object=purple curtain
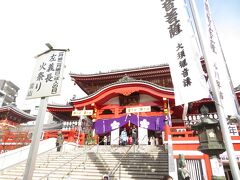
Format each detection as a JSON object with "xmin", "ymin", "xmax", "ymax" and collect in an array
[{"xmin": 93, "ymin": 114, "xmax": 165, "ymax": 135}]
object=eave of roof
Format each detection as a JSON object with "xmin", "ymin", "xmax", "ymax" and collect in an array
[
  {"xmin": 69, "ymin": 64, "xmax": 169, "ymax": 78},
  {"xmin": 70, "ymin": 78, "xmax": 174, "ymax": 104},
  {"xmin": 0, "ymin": 105, "xmax": 36, "ymax": 121}
]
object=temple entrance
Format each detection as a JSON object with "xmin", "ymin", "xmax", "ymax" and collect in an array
[
  {"xmin": 148, "ymin": 129, "xmax": 163, "ymax": 146},
  {"xmin": 119, "ymin": 123, "xmax": 138, "ymax": 145},
  {"xmin": 98, "ymin": 133, "xmax": 111, "ymax": 145},
  {"xmin": 94, "ymin": 114, "xmax": 165, "ymax": 145}
]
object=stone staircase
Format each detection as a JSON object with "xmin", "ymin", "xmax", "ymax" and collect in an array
[{"xmin": 0, "ymin": 145, "xmax": 168, "ymax": 180}]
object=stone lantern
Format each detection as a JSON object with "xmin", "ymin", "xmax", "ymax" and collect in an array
[{"xmin": 192, "ymin": 105, "xmax": 226, "ymax": 180}]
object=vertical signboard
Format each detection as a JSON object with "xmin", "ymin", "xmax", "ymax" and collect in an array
[
  {"xmin": 160, "ymin": 0, "xmax": 209, "ymax": 105},
  {"xmin": 203, "ymin": 0, "xmax": 238, "ymax": 117},
  {"xmin": 26, "ymin": 50, "xmax": 66, "ymax": 99},
  {"xmin": 23, "ymin": 47, "xmax": 68, "ymax": 180}
]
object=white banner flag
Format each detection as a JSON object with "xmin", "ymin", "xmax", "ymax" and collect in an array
[
  {"xmin": 26, "ymin": 50, "xmax": 66, "ymax": 99},
  {"xmin": 160, "ymin": 0, "xmax": 209, "ymax": 105},
  {"xmin": 203, "ymin": 0, "xmax": 238, "ymax": 117}
]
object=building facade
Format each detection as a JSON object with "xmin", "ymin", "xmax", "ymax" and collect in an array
[
  {"xmin": 47, "ymin": 63, "xmax": 240, "ymax": 179},
  {"xmin": 0, "ymin": 80, "xmax": 19, "ymax": 107}
]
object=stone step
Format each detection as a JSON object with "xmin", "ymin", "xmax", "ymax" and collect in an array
[
  {"xmin": 7, "ymin": 163, "xmax": 168, "ymax": 173},
  {"xmin": 38, "ymin": 152, "xmax": 167, "ymax": 157},
  {"xmin": 17, "ymin": 159, "xmax": 167, "ymax": 168},
  {"xmin": 14, "ymin": 162, "xmax": 167, "ymax": 172},
  {"xmin": 0, "ymin": 174, "xmax": 166, "ymax": 180},
  {"xmin": 0, "ymin": 146, "xmax": 168, "ymax": 180},
  {"xmin": 1, "ymin": 168, "xmax": 167, "ymax": 178},
  {"xmin": 33, "ymin": 158, "xmax": 168, "ymax": 166}
]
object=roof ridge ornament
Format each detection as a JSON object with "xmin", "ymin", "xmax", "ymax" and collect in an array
[
  {"xmin": 200, "ymin": 105, "xmax": 209, "ymax": 116},
  {"xmin": 117, "ymin": 75, "xmax": 136, "ymax": 83}
]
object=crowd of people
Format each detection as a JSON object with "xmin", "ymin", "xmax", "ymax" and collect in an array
[
  {"xmin": 120, "ymin": 126, "xmax": 138, "ymax": 145},
  {"xmin": 95, "ymin": 125, "xmax": 163, "ymax": 146}
]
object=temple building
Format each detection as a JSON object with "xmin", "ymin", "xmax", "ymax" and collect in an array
[
  {"xmin": 47, "ymin": 63, "xmax": 240, "ymax": 144},
  {"xmin": 48, "ymin": 64, "xmax": 176, "ymax": 144},
  {"xmin": 46, "ymin": 63, "xmax": 240, "ymax": 179},
  {"xmin": 0, "ymin": 105, "xmax": 35, "ymax": 153}
]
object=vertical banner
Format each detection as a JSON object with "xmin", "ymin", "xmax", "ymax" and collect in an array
[
  {"xmin": 160, "ymin": 0, "xmax": 209, "ymax": 106},
  {"xmin": 26, "ymin": 50, "xmax": 66, "ymax": 99},
  {"xmin": 203, "ymin": 0, "xmax": 238, "ymax": 117}
]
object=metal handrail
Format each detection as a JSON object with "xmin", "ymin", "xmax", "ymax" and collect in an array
[
  {"xmin": 108, "ymin": 144, "xmax": 134, "ymax": 178},
  {"xmin": 39, "ymin": 137, "xmax": 108, "ymax": 179},
  {"xmin": 96, "ymin": 136, "xmax": 112, "ymax": 154},
  {"xmin": 38, "ymin": 142, "xmax": 76, "ymax": 167},
  {"xmin": 107, "ymin": 134, "xmax": 153, "ymax": 179}
]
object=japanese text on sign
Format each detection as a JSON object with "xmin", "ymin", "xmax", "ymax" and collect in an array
[
  {"xmin": 228, "ymin": 125, "xmax": 239, "ymax": 136},
  {"xmin": 26, "ymin": 51, "xmax": 66, "ymax": 99},
  {"xmin": 161, "ymin": 0, "xmax": 191, "ymax": 88},
  {"xmin": 161, "ymin": 0, "xmax": 182, "ymax": 38},
  {"xmin": 204, "ymin": 0, "xmax": 224, "ymax": 100},
  {"xmin": 72, "ymin": 110, "xmax": 93, "ymax": 116},
  {"xmin": 126, "ymin": 106, "xmax": 151, "ymax": 114}
]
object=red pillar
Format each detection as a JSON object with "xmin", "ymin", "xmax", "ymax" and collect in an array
[
  {"xmin": 79, "ymin": 133, "xmax": 85, "ymax": 145},
  {"xmin": 164, "ymin": 124, "xmax": 170, "ymax": 141},
  {"xmin": 68, "ymin": 130, "xmax": 75, "ymax": 142}
]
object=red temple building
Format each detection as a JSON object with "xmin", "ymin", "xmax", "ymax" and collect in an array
[
  {"xmin": 0, "ymin": 105, "xmax": 35, "ymax": 153},
  {"xmin": 46, "ymin": 63, "xmax": 240, "ymax": 179}
]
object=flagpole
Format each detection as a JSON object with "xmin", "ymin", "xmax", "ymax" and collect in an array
[
  {"xmin": 188, "ymin": 0, "xmax": 240, "ymax": 179},
  {"xmin": 76, "ymin": 115, "xmax": 82, "ymax": 144}
]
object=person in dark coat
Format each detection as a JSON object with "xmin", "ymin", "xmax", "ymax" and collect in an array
[
  {"xmin": 56, "ymin": 131, "xmax": 64, "ymax": 152},
  {"xmin": 132, "ymin": 125, "xmax": 137, "ymax": 145}
]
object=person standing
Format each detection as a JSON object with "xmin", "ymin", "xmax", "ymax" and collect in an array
[
  {"xmin": 107, "ymin": 135, "xmax": 111, "ymax": 145},
  {"xmin": 178, "ymin": 154, "xmax": 191, "ymax": 180},
  {"xmin": 128, "ymin": 135, "xmax": 132, "ymax": 145},
  {"xmin": 104, "ymin": 135, "xmax": 107, "ymax": 145},
  {"xmin": 120, "ymin": 128, "xmax": 127, "ymax": 146},
  {"xmin": 132, "ymin": 125, "xmax": 137, "ymax": 145},
  {"xmin": 56, "ymin": 131, "xmax": 64, "ymax": 152}
]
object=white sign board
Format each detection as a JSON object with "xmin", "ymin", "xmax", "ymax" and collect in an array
[
  {"xmin": 138, "ymin": 127, "xmax": 148, "ymax": 145},
  {"xmin": 72, "ymin": 110, "xmax": 93, "ymax": 116},
  {"xmin": 159, "ymin": 0, "xmax": 209, "ymax": 106},
  {"xmin": 126, "ymin": 106, "xmax": 151, "ymax": 114},
  {"xmin": 111, "ymin": 128, "xmax": 119, "ymax": 145},
  {"xmin": 210, "ymin": 158, "xmax": 225, "ymax": 177},
  {"xmin": 26, "ymin": 50, "xmax": 66, "ymax": 99},
  {"xmin": 220, "ymin": 151, "xmax": 240, "ymax": 162}
]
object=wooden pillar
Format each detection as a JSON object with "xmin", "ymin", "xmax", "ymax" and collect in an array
[
  {"xmin": 68, "ymin": 130, "xmax": 75, "ymax": 142},
  {"xmin": 165, "ymin": 125, "xmax": 171, "ymax": 141},
  {"xmin": 203, "ymin": 154, "xmax": 212, "ymax": 180}
]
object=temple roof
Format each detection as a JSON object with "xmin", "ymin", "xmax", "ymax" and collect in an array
[
  {"xmin": 48, "ymin": 76, "xmax": 174, "ymax": 113},
  {"xmin": 71, "ymin": 76, "xmax": 173, "ymax": 104},
  {"xmin": 0, "ymin": 105, "xmax": 36, "ymax": 123},
  {"xmin": 70, "ymin": 64, "xmax": 172, "ymax": 95}
]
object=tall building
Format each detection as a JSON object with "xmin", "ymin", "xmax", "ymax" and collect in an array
[{"xmin": 0, "ymin": 80, "xmax": 19, "ymax": 107}]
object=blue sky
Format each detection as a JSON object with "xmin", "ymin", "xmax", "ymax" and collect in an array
[
  {"xmin": 0, "ymin": 0, "xmax": 239, "ymax": 108},
  {"xmin": 197, "ymin": 0, "xmax": 240, "ymax": 32}
]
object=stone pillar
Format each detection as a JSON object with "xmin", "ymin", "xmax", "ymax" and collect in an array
[{"xmin": 210, "ymin": 156, "xmax": 226, "ymax": 180}]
